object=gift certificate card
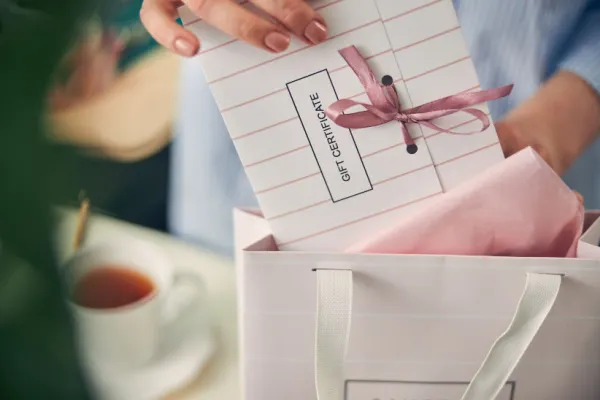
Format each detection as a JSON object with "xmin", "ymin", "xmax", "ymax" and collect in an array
[{"xmin": 179, "ymin": 0, "xmax": 505, "ymax": 251}]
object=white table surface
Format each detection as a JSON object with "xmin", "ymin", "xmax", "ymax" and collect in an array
[{"xmin": 56, "ymin": 209, "xmax": 239, "ymax": 400}]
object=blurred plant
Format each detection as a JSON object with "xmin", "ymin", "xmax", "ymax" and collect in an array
[{"xmin": 0, "ymin": 0, "xmax": 101, "ymax": 398}]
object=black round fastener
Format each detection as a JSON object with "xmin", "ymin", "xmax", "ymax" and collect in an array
[
  {"xmin": 407, "ymin": 144, "xmax": 418, "ymax": 154},
  {"xmin": 381, "ymin": 75, "xmax": 394, "ymax": 86}
]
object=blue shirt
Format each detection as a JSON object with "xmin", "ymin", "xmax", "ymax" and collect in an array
[{"xmin": 169, "ymin": 0, "xmax": 600, "ymax": 256}]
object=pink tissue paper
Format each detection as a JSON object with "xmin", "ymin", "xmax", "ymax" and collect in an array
[{"xmin": 350, "ymin": 147, "xmax": 584, "ymax": 258}]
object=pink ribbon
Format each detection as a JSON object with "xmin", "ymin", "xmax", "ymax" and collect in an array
[{"xmin": 325, "ymin": 46, "xmax": 513, "ymax": 153}]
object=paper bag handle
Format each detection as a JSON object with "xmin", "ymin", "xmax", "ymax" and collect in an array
[
  {"xmin": 460, "ymin": 272, "xmax": 561, "ymax": 399},
  {"xmin": 314, "ymin": 270, "xmax": 562, "ymax": 400},
  {"xmin": 315, "ymin": 270, "xmax": 353, "ymax": 400}
]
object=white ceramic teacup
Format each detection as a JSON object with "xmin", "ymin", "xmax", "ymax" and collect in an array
[{"xmin": 64, "ymin": 237, "xmax": 205, "ymax": 368}]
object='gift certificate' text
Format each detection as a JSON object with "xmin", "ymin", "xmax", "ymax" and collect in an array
[{"xmin": 287, "ymin": 70, "xmax": 373, "ymax": 202}]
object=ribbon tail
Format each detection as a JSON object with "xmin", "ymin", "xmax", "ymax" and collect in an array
[
  {"xmin": 339, "ymin": 47, "xmax": 378, "ymax": 95},
  {"xmin": 408, "ymin": 85, "xmax": 513, "ymax": 114},
  {"xmin": 339, "ymin": 46, "xmax": 393, "ymax": 109},
  {"xmin": 417, "ymin": 108, "xmax": 492, "ymax": 136},
  {"xmin": 400, "ymin": 123, "xmax": 415, "ymax": 148}
]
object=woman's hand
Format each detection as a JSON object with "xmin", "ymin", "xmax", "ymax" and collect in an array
[
  {"xmin": 139, "ymin": 0, "xmax": 327, "ymax": 57},
  {"xmin": 49, "ymin": 32, "xmax": 124, "ymax": 112},
  {"xmin": 497, "ymin": 70, "xmax": 600, "ymax": 176}
]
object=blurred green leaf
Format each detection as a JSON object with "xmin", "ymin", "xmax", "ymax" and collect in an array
[{"xmin": 0, "ymin": 0, "xmax": 100, "ymax": 398}]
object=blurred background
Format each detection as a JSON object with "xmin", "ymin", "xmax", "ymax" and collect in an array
[
  {"xmin": 0, "ymin": 0, "xmax": 181, "ymax": 397},
  {"xmin": 47, "ymin": 0, "xmax": 176, "ymax": 231}
]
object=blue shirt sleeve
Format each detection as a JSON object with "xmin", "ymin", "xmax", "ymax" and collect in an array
[{"xmin": 558, "ymin": 1, "xmax": 600, "ymax": 95}]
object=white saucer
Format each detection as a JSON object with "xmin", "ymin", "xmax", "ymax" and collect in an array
[{"xmin": 81, "ymin": 291, "xmax": 216, "ymax": 400}]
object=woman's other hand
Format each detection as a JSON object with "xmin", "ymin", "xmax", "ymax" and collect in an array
[{"xmin": 497, "ymin": 70, "xmax": 600, "ymax": 176}]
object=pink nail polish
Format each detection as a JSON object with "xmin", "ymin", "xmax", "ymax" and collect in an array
[
  {"xmin": 264, "ymin": 32, "xmax": 291, "ymax": 53},
  {"xmin": 304, "ymin": 20, "xmax": 327, "ymax": 45},
  {"xmin": 174, "ymin": 38, "xmax": 197, "ymax": 57}
]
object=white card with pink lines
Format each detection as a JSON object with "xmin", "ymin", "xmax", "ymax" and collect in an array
[{"xmin": 178, "ymin": 0, "xmax": 505, "ymax": 251}]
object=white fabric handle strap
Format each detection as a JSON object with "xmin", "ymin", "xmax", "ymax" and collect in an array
[
  {"xmin": 459, "ymin": 272, "xmax": 562, "ymax": 399},
  {"xmin": 315, "ymin": 269, "xmax": 353, "ymax": 400},
  {"xmin": 314, "ymin": 270, "xmax": 562, "ymax": 400}
]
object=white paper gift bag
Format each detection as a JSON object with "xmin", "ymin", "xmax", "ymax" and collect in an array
[
  {"xmin": 579, "ymin": 212, "xmax": 600, "ymax": 259},
  {"xmin": 235, "ymin": 208, "xmax": 600, "ymax": 400}
]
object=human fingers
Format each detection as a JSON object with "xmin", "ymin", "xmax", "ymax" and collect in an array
[
  {"xmin": 250, "ymin": 0, "xmax": 328, "ymax": 44},
  {"xmin": 184, "ymin": 0, "xmax": 291, "ymax": 52},
  {"xmin": 140, "ymin": 0, "xmax": 201, "ymax": 56},
  {"xmin": 48, "ymin": 88, "xmax": 72, "ymax": 111},
  {"xmin": 66, "ymin": 34, "xmax": 122, "ymax": 100}
]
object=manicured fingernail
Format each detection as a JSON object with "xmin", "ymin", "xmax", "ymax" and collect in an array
[
  {"xmin": 264, "ymin": 31, "xmax": 291, "ymax": 53},
  {"xmin": 304, "ymin": 20, "xmax": 327, "ymax": 44},
  {"xmin": 174, "ymin": 38, "xmax": 197, "ymax": 57}
]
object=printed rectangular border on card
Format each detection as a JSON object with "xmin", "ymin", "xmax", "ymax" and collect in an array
[{"xmin": 287, "ymin": 69, "xmax": 373, "ymax": 203}]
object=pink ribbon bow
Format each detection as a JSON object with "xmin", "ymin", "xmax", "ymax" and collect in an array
[{"xmin": 325, "ymin": 46, "xmax": 513, "ymax": 153}]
